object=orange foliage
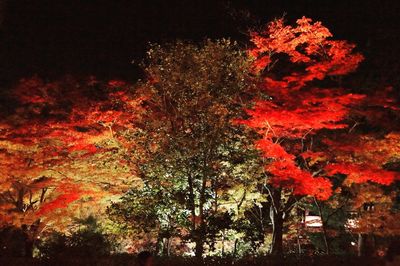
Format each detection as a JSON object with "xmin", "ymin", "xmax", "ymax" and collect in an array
[
  {"xmin": 348, "ymin": 185, "xmax": 400, "ymax": 236},
  {"xmin": 0, "ymin": 76, "xmax": 146, "ymax": 230}
]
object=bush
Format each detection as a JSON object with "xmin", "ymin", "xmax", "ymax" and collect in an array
[
  {"xmin": 0, "ymin": 226, "xmax": 29, "ymax": 257},
  {"xmin": 36, "ymin": 216, "xmax": 112, "ymax": 259}
]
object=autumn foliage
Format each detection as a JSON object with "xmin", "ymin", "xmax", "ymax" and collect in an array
[
  {"xmin": 0, "ymin": 16, "xmax": 399, "ymax": 258},
  {"xmin": 240, "ymin": 17, "xmax": 399, "ymax": 200},
  {"xmin": 0, "ymin": 76, "xmax": 146, "ymax": 232}
]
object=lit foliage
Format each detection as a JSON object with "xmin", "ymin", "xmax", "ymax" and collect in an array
[
  {"xmin": 239, "ymin": 18, "xmax": 400, "ymax": 256},
  {"xmin": 325, "ymin": 163, "xmax": 396, "ymax": 186},
  {"xmin": 348, "ymin": 184, "xmax": 400, "ymax": 236},
  {"xmin": 0, "ymin": 15, "xmax": 399, "ymax": 257},
  {"xmin": 255, "ymin": 139, "xmax": 332, "ymax": 200},
  {"xmin": 249, "ymin": 17, "xmax": 364, "ymax": 89},
  {"xmin": 109, "ymin": 40, "xmax": 262, "ymax": 256},
  {"xmin": 0, "ymin": 76, "xmax": 146, "ymax": 231},
  {"xmin": 322, "ymin": 132, "xmax": 400, "ymax": 186},
  {"xmin": 240, "ymin": 17, "xmax": 398, "ymax": 200}
]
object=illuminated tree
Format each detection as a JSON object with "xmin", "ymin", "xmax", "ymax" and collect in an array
[
  {"xmin": 0, "ymin": 77, "xmax": 145, "ymax": 256},
  {"xmin": 109, "ymin": 40, "xmax": 263, "ymax": 257},
  {"xmin": 319, "ymin": 131, "xmax": 400, "ymax": 255},
  {"xmin": 239, "ymin": 17, "xmax": 399, "ymax": 255}
]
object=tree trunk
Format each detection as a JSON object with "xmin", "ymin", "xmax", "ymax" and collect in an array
[
  {"xmin": 221, "ymin": 229, "xmax": 225, "ymax": 256},
  {"xmin": 187, "ymin": 172, "xmax": 205, "ymax": 258},
  {"xmin": 296, "ymin": 227, "xmax": 302, "ymax": 254},
  {"xmin": 194, "ymin": 236, "xmax": 204, "ymax": 258},
  {"xmin": 194, "ymin": 162, "xmax": 208, "ymax": 258},
  {"xmin": 321, "ymin": 223, "xmax": 330, "ymax": 255},
  {"xmin": 357, "ymin": 233, "xmax": 364, "ymax": 257},
  {"xmin": 165, "ymin": 237, "xmax": 171, "ymax": 256},
  {"xmin": 155, "ymin": 235, "xmax": 161, "ymax": 255},
  {"xmin": 358, "ymin": 234, "xmax": 375, "ymax": 257},
  {"xmin": 233, "ymin": 239, "xmax": 238, "ymax": 257},
  {"xmin": 270, "ymin": 206, "xmax": 284, "ymax": 255},
  {"xmin": 22, "ymin": 221, "xmax": 40, "ymax": 258},
  {"xmin": 24, "ymin": 239, "xmax": 34, "ymax": 258},
  {"xmin": 187, "ymin": 174, "xmax": 200, "ymax": 257},
  {"xmin": 314, "ymin": 198, "xmax": 330, "ymax": 254}
]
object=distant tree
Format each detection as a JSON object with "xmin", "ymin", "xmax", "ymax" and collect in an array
[{"xmin": 309, "ymin": 131, "xmax": 400, "ymax": 254}]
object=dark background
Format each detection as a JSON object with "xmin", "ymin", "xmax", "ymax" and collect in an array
[{"xmin": 0, "ymin": 0, "xmax": 399, "ymax": 87}]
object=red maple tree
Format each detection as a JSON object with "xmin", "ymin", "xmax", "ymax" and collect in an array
[
  {"xmin": 239, "ymin": 17, "xmax": 399, "ymax": 254},
  {"xmin": 0, "ymin": 76, "xmax": 146, "ymax": 256}
]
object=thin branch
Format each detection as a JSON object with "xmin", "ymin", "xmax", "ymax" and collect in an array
[
  {"xmin": 348, "ymin": 121, "xmax": 359, "ymax": 133},
  {"xmin": 301, "ymin": 128, "xmax": 313, "ymax": 152},
  {"xmin": 264, "ymin": 182, "xmax": 278, "ymax": 214},
  {"xmin": 265, "ymin": 121, "xmax": 277, "ymax": 137}
]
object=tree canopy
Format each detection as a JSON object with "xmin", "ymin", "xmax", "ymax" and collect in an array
[{"xmin": 0, "ymin": 16, "xmax": 399, "ymax": 259}]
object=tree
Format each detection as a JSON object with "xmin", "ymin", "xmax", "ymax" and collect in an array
[
  {"xmin": 0, "ymin": 76, "xmax": 145, "ymax": 256},
  {"xmin": 239, "ymin": 17, "xmax": 399, "ymax": 255},
  {"xmin": 109, "ymin": 40, "xmax": 263, "ymax": 257},
  {"xmin": 322, "ymin": 131, "xmax": 400, "ymax": 255}
]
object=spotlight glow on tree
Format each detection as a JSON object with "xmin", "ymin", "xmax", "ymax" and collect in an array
[{"xmin": 239, "ymin": 17, "xmax": 399, "ymax": 254}]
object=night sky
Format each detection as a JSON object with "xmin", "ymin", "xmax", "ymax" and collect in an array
[{"xmin": 1, "ymin": 0, "xmax": 399, "ymax": 86}]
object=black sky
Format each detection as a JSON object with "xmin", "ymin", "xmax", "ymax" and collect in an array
[{"xmin": 1, "ymin": 0, "xmax": 399, "ymax": 86}]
